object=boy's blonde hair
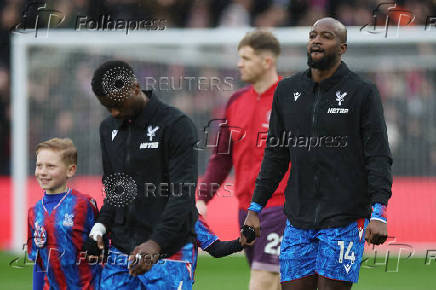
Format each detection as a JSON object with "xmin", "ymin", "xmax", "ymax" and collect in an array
[{"xmin": 36, "ymin": 138, "xmax": 77, "ymax": 166}]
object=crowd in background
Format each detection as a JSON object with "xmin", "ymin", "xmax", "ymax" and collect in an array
[{"xmin": 0, "ymin": 0, "xmax": 436, "ymax": 176}]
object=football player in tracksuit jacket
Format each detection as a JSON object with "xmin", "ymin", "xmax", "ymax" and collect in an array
[
  {"xmin": 244, "ymin": 18, "xmax": 393, "ymax": 290},
  {"xmin": 86, "ymin": 60, "xmax": 199, "ymax": 289}
]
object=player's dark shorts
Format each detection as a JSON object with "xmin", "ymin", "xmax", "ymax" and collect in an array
[
  {"xmin": 280, "ymin": 218, "xmax": 368, "ymax": 283},
  {"xmin": 239, "ymin": 206, "xmax": 287, "ymax": 272},
  {"xmin": 100, "ymin": 246, "xmax": 194, "ymax": 289}
]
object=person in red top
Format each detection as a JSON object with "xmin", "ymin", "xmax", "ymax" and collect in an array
[{"xmin": 196, "ymin": 31, "xmax": 289, "ymax": 290}]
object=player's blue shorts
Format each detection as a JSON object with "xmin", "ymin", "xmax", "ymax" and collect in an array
[
  {"xmin": 280, "ymin": 218, "xmax": 368, "ymax": 283},
  {"xmin": 100, "ymin": 246, "xmax": 194, "ymax": 290}
]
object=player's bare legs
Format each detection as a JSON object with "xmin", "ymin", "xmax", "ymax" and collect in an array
[
  {"xmin": 317, "ymin": 276, "xmax": 352, "ymax": 290},
  {"xmin": 281, "ymin": 274, "xmax": 317, "ymax": 290},
  {"xmin": 249, "ymin": 269, "xmax": 280, "ymax": 290}
]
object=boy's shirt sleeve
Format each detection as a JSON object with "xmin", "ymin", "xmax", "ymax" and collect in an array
[
  {"xmin": 27, "ymin": 207, "xmax": 38, "ymax": 261},
  {"xmin": 195, "ymin": 216, "xmax": 219, "ymax": 250},
  {"xmin": 86, "ymin": 197, "xmax": 99, "ymax": 232}
]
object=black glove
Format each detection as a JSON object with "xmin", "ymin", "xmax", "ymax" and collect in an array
[
  {"xmin": 82, "ymin": 236, "xmax": 102, "ymax": 256},
  {"xmin": 241, "ymin": 225, "xmax": 256, "ymax": 243}
]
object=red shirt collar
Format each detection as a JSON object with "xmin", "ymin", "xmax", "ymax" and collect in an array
[{"xmin": 249, "ymin": 76, "xmax": 283, "ymax": 98}]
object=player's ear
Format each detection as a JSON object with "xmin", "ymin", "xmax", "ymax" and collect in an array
[
  {"xmin": 339, "ymin": 42, "xmax": 347, "ymax": 55},
  {"xmin": 263, "ymin": 54, "xmax": 273, "ymax": 69},
  {"xmin": 133, "ymin": 82, "xmax": 141, "ymax": 96}
]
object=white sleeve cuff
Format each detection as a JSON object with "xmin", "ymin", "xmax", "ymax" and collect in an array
[
  {"xmin": 370, "ymin": 217, "xmax": 387, "ymax": 224},
  {"xmin": 89, "ymin": 223, "xmax": 106, "ymax": 241}
]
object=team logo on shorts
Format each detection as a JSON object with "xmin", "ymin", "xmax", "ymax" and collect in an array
[
  {"xmin": 357, "ymin": 218, "xmax": 365, "ymax": 242},
  {"xmin": 63, "ymin": 213, "xmax": 74, "ymax": 227},
  {"xmin": 34, "ymin": 222, "xmax": 47, "ymax": 248}
]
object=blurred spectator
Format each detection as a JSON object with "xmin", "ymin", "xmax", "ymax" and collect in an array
[
  {"xmin": 219, "ymin": 0, "xmax": 251, "ymax": 27},
  {"xmin": 1, "ymin": 0, "xmax": 436, "ymax": 178}
]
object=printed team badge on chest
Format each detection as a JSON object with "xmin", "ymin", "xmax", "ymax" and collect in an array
[
  {"xmin": 63, "ymin": 213, "xmax": 74, "ymax": 227},
  {"xmin": 335, "ymin": 90, "xmax": 347, "ymax": 106},
  {"xmin": 327, "ymin": 90, "xmax": 349, "ymax": 114},
  {"xmin": 140, "ymin": 125, "xmax": 160, "ymax": 149},
  {"xmin": 34, "ymin": 222, "xmax": 47, "ymax": 248}
]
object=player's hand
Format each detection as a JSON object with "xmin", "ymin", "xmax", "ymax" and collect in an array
[
  {"xmin": 239, "ymin": 233, "xmax": 255, "ymax": 247},
  {"xmin": 196, "ymin": 200, "xmax": 208, "ymax": 217},
  {"xmin": 365, "ymin": 220, "xmax": 388, "ymax": 245},
  {"xmin": 243, "ymin": 210, "xmax": 261, "ymax": 239},
  {"xmin": 129, "ymin": 240, "xmax": 161, "ymax": 276},
  {"xmin": 89, "ymin": 223, "xmax": 106, "ymax": 250},
  {"xmin": 85, "ymin": 235, "xmax": 105, "ymax": 262}
]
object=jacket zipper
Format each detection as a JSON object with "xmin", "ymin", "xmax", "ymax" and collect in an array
[
  {"xmin": 312, "ymin": 86, "xmax": 321, "ymax": 136},
  {"xmin": 312, "ymin": 86, "xmax": 321, "ymax": 225},
  {"xmin": 314, "ymin": 203, "xmax": 321, "ymax": 225},
  {"xmin": 125, "ymin": 120, "xmax": 132, "ymax": 171}
]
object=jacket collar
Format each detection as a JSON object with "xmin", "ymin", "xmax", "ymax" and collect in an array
[
  {"xmin": 249, "ymin": 76, "xmax": 283, "ymax": 98},
  {"xmin": 113, "ymin": 90, "xmax": 160, "ymax": 128},
  {"xmin": 133, "ymin": 90, "xmax": 160, "ymax": 126},
  {"xmin": 304, "ymin": 61, "xmax": 350, "ymax": 91}
]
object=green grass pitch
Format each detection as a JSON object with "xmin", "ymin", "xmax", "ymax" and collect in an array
[{"xmin": 1, "ymin": 252, "xmax": 434, "ymax": 289}]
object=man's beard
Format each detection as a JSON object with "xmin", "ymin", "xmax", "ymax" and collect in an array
[{"xmin": 307, "ymin": 51, "xmax": 338, "ymax": 70}]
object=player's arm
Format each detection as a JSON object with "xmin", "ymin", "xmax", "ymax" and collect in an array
[
  {"xmin": 28, "ymin": 207, "xmax": 45, "ymax": 290},
  {"xmin": 361, "ymin": 84, "xmax": 393, "ymax": 245},
  {"xmin": 204, "ymin": 239, "xmax": 244, "ymax": 258},
  {"xmin": 246, "ymin": 82, "xmax": 290, "ymax": 235},
  {"xmin": 149, "ymin": 116, "xmax": 198, "ymax": 248},
  {"xmin": 130, "ymin": 116, "xmax": 198, "ymax": 276},
  {"xmin": 27, "ymin": 207, "xmax": 37, "ymax": 261},
  {"xmin": 84, "ymin": 123, "xmax": 112, "ymax": 255},
  {"xmin": 95, "ymin": 122, "xmax": 115, "ymax": 229},
  {"xmin": 195, "ymin": 216, "xmax": 247, "ymax": 258},
  {"xmin": 196, "ymin": 117, "xmax": 234, "ymax": 214}
]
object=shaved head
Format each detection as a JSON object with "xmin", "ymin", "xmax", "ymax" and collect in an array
[{"xmin": 313, "ymin": 17, "xmax": 347, "ymax": 43}]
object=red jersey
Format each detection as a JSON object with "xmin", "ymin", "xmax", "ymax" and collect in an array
[{"xmin": 198, "ymin": 80, "xmax": 289, "ymax": 210}]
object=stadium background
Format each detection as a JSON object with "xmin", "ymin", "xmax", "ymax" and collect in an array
[{"xmin": 1, "ymin": 0, "xmax": 436, "ymax": 289}]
